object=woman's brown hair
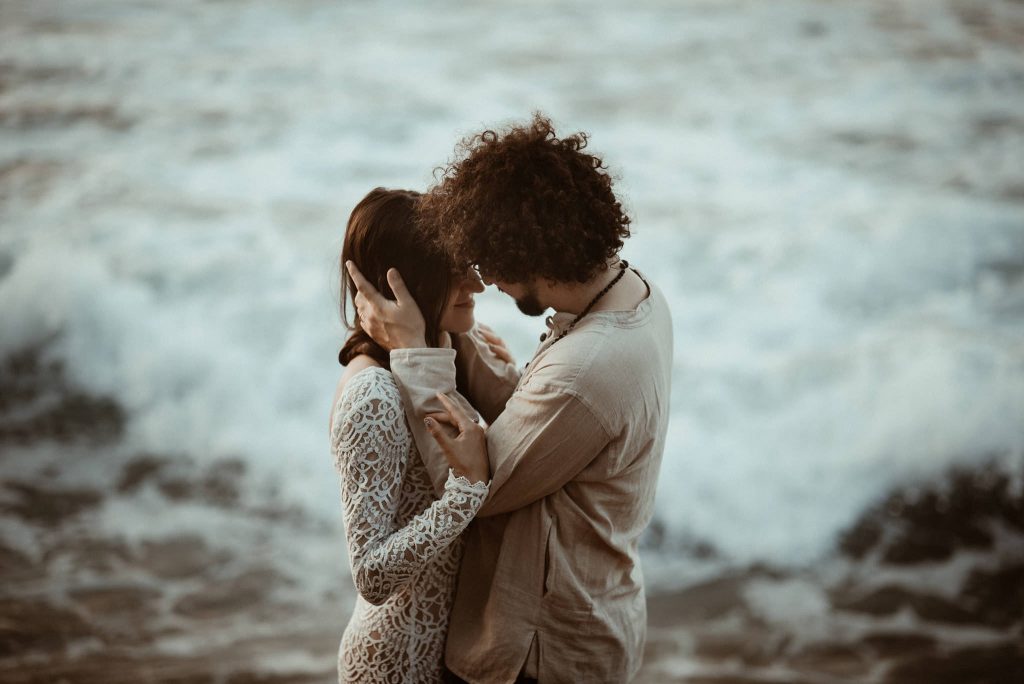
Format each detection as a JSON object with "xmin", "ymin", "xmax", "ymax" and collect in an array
[{"xmin": 338, "ymin": 188, "xmax": 453, "ymax": 368}]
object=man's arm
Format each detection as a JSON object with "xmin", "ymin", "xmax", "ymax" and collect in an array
[
  {"xmin": 390, "ymin": 351, "xmax": 611, "ymax": 516},
  {"xmin": 346, "ymin": 260, "xmax": 602, "ymax": 509},
  {"xmin": 452, "ymin": 325, "xmax": 521, "ymax": 425},
  {"xmin": 387, "ymin": 348, "xmax": 475, "ymax": 496}
]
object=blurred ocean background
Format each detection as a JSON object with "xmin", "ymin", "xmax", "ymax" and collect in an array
[{"xmin": 1, "ymin": 1, "xmax": 1022, "ymax": 682}]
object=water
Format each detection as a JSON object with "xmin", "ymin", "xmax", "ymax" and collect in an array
[{"xmin": 1, "ymin": 0, "xmax": 1023, "ymax": 572}]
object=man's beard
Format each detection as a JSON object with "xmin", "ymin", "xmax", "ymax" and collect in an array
[{"xmin": 514, "ymin": 290, "xmax": 546, "ymax": 316}]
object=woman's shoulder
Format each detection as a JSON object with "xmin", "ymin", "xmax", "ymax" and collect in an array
[{"xmin": 331, "ymin": 357, "xmax": 402, "ymax": 424}]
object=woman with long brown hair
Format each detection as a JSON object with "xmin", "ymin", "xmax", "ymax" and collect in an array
[{"xmin": 328, "ymin": 188, "xmax": 490, "ymax": 683}]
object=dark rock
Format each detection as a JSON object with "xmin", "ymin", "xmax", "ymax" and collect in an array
[
  {"xmin": 0, "ymin": 347, "xmax": 61, "ymax": 413},
  {"xmin": 137, "ymin": 535, "xmax": 229, "ymax": 580},
  {"xmin": 908, "ymin": 593, "xmax": 979, "ymax": 625},
  {"xmin": 0, "ymin": 653, "xmax": 218, "ymax": 684},
  {"xmin": 200, "ymin": 459, "xmax": 245, "ymax": 507},
  {"xmin": 884, "ymin": 642, "xmax": 1024, "ymax": 684},
  {"xmin": 172, "ymin": 568, "xmax": 284, "ymax": 619},
  {"xmin": 835, "ymin": 586, "xmax": 979, "ymax": 625},
  {"xmin": 69, "ymin": 584, "xmax": 161, "ymax": 619},
  {"xmin": 0, "ymin": 542, "xmax": 36, "ymax": 581},
  {"xmin": 0, "ymin": 392, "xmax": 124, "ymax": 445},
  {"xmin": 0, "ymin": 104, "xmax": 133, "ymax": 131},
  {"xmin": 788, "ymin": 642, "xmax": 870, "ymax": 678},
  {"xmin": 45, "ymin": 537, "xmax": 135, "ymax": 574},
  {"xmin": 861, "ymin": 631, "xmax": 937, "ymax": 658},
  {"xmin": 648, "ymin": 575, "xmax": 750, "ymax": 626},
  {"xmin": 838, "ymin": 517, "xmax": 882, "ymax": 560},
  {"xmin": 0, "ymin": 598, "xmax": 92, "ymax": 656},
  {"xmin": 694, "ymin": 631, "xmax": 784, "ymax": 667},
  {"xmin": 150, "ymin": 458, "xmax": 246, "ymax": 508},
  {"xmin": 960, "ymin": 562, "xmax": 1024, "ymax": 629},
  {"xmin": 838, "ymin": 463, "xmax": 1023, "ymax": 564},
  {"xmin": 226, "ymin": 673, "xmax": 326, "ymax": 684},
  {"xmin": 117, "ymin": 455, "xmax": 171, "ymax": 493},
  {"xmin": 881, "ymin": 526, "xmax": 958, "ymax": 565},
  {"xmin": 681, "ymin": 677, "xmax": 817, "ymax": 684},
  {"xmin": 1, "ymin": 481, "xmax": 102, "ymax": 526},
  {"xmin": 0, "ymin": 347, "xmax": 124, "ymax": 445},
  {"xmin": 158, "ymin": 477, "xmax": 194, "ymax": 501}
]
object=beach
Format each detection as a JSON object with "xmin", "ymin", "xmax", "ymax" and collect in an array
[{"xmin": 2, "ymin": 0, "xmax": 1023, "ymax": 681}]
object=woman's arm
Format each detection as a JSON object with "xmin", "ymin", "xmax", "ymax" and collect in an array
[{"xmin": 331, "ymin": 378, "xmax": 488, "ymax": 605}]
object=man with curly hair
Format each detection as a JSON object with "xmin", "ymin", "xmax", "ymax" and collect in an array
[{"xmin": 346, "ymin": 114, "xmax": 673, "ymax": 683}]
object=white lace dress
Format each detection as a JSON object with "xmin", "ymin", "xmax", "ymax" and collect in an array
[{"xmin": 330, "ymin": 367, "xmax": 489, "ymax": 684}]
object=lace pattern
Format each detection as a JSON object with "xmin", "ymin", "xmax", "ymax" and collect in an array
[{"xmin": 331, "ymin": 367, "xmax": 488, "ymax": 683}]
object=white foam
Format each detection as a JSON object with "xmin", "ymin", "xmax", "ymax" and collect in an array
[{"xmin": 1, "ymin": 0, "xmax": 1022, "ymax": 568}]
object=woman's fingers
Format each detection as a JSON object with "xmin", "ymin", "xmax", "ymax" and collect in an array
[
  {"xmin": 488, "ymin": 343, "xmax": 513, "ymax": 363},
  {"xmin": 424, "ymin": 417, "xmax": 457, "ymax": 460},
  {"xmin": 477, "ymin": 325, "xmax": 503, "ymax": 346},
  {"xmin": 477, "ymin": 325, "xmax": 513, "ymax": 362},
  {"xmin": 425, "ymin": 411, "xmax": 456, "ymax": 427},
  {"xmin": 435, "ymin": 393, "xmax": 474, "ymax": 433}
]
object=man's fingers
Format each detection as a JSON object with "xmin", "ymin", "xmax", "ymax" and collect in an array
[
  {"xmin": 386, "ymin": 268, "xmax": 413, "ymax": 306},
  {"xmin": 345, "ymin": 261, "xmax": 387, "ymax": 306}
]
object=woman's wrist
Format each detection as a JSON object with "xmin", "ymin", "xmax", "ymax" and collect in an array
[{"xmin": 451, "ymin": 466, "xmax": 489, "ymax": 486}]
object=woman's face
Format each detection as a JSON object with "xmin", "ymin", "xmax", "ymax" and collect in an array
[{"xmin": 439, "ymin": 268, "xmax": 485, "ymax": 333}]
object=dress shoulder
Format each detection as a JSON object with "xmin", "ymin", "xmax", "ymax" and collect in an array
[{"xmin": 330, "ymin": 367, "xmax": 405, "ymax": 446}]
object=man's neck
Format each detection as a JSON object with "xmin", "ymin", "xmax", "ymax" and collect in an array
[{"xmin": 544, "ymin": 260, "xmax": 628, "ymax": 316}]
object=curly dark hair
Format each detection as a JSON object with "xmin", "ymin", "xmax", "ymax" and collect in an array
[{"xmin": 419, "ymin": 114, "xmax": 631, "ymax": 284}]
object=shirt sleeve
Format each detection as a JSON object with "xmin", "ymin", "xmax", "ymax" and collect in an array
[
  {"xmin": 331, "ymin": 381, "xmax": 489, "ymax": 606},
  {"xmin": 389, "ymin": 349, "xmax": 611, "ymax": 517},
  {"xmin": 452, "ymin": 325, "xmax": 521, "ymax": 425}
]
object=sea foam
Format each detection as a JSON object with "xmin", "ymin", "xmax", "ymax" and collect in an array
[{"xmin": 1, "ymin": 0, "xmax": 1022, "ymax": 566}]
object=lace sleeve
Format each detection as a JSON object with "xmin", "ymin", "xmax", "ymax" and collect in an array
[{"xmin": 331, "ymin": 372, "xmax": 489, "ymax": 606}]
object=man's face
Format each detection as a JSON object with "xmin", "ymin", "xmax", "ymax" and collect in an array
[{"xmin": 477, "ymin": 268, "xmax": 547, "ymax": 317}]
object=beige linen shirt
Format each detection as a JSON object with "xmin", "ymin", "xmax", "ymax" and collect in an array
[{"xmin": 389, "ymin": 276, "xmax": 673, "ymax": 684}]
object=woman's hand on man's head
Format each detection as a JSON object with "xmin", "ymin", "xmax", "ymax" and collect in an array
[{"xmin": 346, "ymin": 261, "xmax": 428, "ymax": 350}]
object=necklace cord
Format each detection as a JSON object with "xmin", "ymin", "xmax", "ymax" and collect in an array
[{"xmin": 547, "ymin": 260, "xmax": 630, "ymax": 345}]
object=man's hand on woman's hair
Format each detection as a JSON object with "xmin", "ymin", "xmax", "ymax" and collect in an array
[{"xmin": 346, "ymin": 261, "xmax": 428, "ymax": 350}]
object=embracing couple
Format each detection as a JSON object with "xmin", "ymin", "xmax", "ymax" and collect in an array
[{"xmin": 328, "ymin": 114, "xmax": 673, "ymax": 684}]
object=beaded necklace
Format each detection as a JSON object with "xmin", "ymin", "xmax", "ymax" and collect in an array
[{"xmin": 543, "ymin": 260, "xmax": 630, "ymax": 346}]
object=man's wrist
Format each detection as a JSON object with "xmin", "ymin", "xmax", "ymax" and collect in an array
[{"xmin": 391, "ymin": 336, "xmax": 427, "ymax": 350}]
